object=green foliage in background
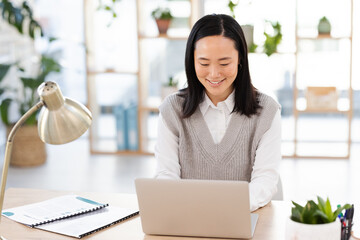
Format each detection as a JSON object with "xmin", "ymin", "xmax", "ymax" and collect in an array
[
  {"xmin": 0, "ymin": 0, "xmax": 61, "ymax": 126},
  {"xmin": 97, "ymin": 0, "xmax": 122, "ymax": 18},
  {"xmin": 228, "ymin": 0, "xmax": 239, "ymax": 18},
  {"xmin": 0, "ymin": 57, "xmax": 60, "ymax": 126},
  {"xmin": 151, "ymin": 7, "xmax": 173, "ymax": 20},
  {"xmin": 165, "ymin": 76, "xmax": 178, "ymax": 87},
  {"xmin": 0, "ymin": 0, "xmax": 43, "ymax": 38},
  {"xmin": 263, "ymin": 21, "xmax": 282, "ymax": 57},
  {"xmin": 291, "ymin": 196, "xmax": 351, "ymax": 224}
]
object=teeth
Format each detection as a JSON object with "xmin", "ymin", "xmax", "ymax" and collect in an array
[{"xmin": 209, "ymin": 80, "xmax": 221, "ymax": 84}]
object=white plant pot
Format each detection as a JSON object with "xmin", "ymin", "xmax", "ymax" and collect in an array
[
  {"xmin": 285, "ymin": 218, "xmax": 341, "ymax": 240},
  {"xmin": 241, "ymin": 25, "xmax": 254, "ymax": 50}
]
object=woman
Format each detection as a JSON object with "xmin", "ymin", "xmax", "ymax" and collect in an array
[{"xmin": 155, "ymin": 14, "xmax": 281, "ymax": 212}]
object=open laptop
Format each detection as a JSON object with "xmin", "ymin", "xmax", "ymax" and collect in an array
[{"xmin": 135, "ymin": 178, "xmax": 258, "ymax": 239}]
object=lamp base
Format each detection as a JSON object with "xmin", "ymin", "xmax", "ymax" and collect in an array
[{"xmin": 6, "ymin": 125, "xmax": 46, "ymax": 166}]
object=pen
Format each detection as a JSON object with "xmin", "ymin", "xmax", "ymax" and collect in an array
[
  {"xmin": 338, "ymin": 204, "xmax": 344, "ymax": 219},
  {"xmin": 345, "ymin": 205, "xmax": 354, "ymax": 240},
  {"xmin": 348, "ymin": 205, "xmax": 354, "ymax": 239}
]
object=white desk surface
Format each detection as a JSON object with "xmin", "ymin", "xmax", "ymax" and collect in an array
[{"xmin": 0, "ymin": 188, "xmax": 289, "ymax": 239}]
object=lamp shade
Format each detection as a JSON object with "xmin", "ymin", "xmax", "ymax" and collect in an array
[{"xmin": 37, "ymin": 81, "xmax": 92, "ymax": 145}]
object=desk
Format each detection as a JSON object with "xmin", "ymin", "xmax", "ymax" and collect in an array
[{"xmin": 0, "ymin": 188, "xmax": 287, "ymax": 240}]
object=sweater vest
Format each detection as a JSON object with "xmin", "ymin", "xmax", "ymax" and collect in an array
[{"xmin": 159, "ymin": 92, "xmax": 280, "ymax": 181}]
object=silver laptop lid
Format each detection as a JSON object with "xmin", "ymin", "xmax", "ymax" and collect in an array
[{"xmin": 135, "ymin": 178, "xmax": 256, "ymax": 239}]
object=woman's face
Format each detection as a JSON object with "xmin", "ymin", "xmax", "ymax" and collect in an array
[{"xmin": 194, "ymin": 35, "xmax": 239, "ymax": 105}]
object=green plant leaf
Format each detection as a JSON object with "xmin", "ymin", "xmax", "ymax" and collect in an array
[
  {"xmin": 314, "ymin": 209, "xmax": 330, "ymax": 223},
  {"xmin": 317, "ymin": 196, "xmax": 325, "ymax": 206},
  {"xmin": 41, "ymin": 56, "xmax": 61, "ymax": 75},
  {"xmin": 49, "ymin": 37, "xmax": 58, "ymax": 42},
  {"xmin": 228, "ymin": 0, "xmax": 239, "ymax": 18},
  {"xmin": 317, "ymin": 196, "xmax": 326, "ymax": 212},
  {"xmin": 263, "ymin": 21, "xmax": 282, "ymax": 57},
  {"xmin": 0, "ymin": 64, "xmax": 11, "ymax": 82},
  {"xmin": 333, "ymin": 204, "xmax": 352, "ymax": 222},
  {"xmin": 324, "ymin": 197, "xmax": 334, "ymax": 220},
  {"xmin": 151, "ymin": 7, "xmax": 173, "ymax": 20},
  {"xmin": 29, "ymin": 19, "xmax": 42, "ymax": 39},
  {"xmin": 20, "ymin": 77, "xmax": 39, "ymax": 90},
  {"xmin": 291, "ymin": 207, "xmax": 302, "ymax": 223},
  {"xmin": 0, "ymin": 98, "xmax": 12, "ymax": 125},
  {"xmin": 249, "ymin": 43, "xmax": 258, "ymax": 53},
  {"xmin": 301, "ymin": 200, "xmax": 319, "ymax": 224},
  {"xmin": 314, "ymin": 196, "xmax": 333, "ymax": 223},
  {"xmin": 292, "ymin": 201, "xmax": 304, "ymax": 213},
  {"xmin": 0, "ymin": 0, "xmax": 42, "ymax": 39}
]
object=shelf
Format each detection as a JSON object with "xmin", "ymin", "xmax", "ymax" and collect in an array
[
  {"xmin": 87, "ymin": 69, "xmax": 138, "ymax": 75},
  {"xmin": 297, "ymin": 35, "xmax": 352, "ymax": 40},
  {"xmin": 284, "ymin": 141, "xmax": 350, "ymax": 159},
  {"xmin": 283, "ymin": 154, "xmax": 350, "ymax": 159},
  {"xmin": 295, "ymin": 98, "xmax": 351, "ymax": 113},
  {"xmin": 140, "ymin": 97, "xmax": 161, "ymax": 112},
  {"xmin": 293, "ymin": 0, "xmax": 353, "ymax": 158},
  {"xmin": 295, "ymin": 109, "xmax": 351, "ymax": 114},
  {"xmin": 90, "ymin": 149, "xmax": 153, "ymax": 156},
  {"xmin": 140, "ymin": 106, "xmax": 160, "ymax": 112}
]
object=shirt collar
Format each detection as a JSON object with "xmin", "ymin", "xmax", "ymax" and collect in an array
[{"xmin": 199, "ymin": 90, "xmax": 235, "ymax": 115}]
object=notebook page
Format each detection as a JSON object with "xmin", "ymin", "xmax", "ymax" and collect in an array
[
  {"xmin": 36, "ymin": 206, "xmax": 139, "ymax": 238},
  {"xmin": 1, "ymin": 195, "xmax": 107, "ymax": 226}
]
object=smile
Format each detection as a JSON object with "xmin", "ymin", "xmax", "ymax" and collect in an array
[{"xmin": 206, "ymin": 79, "xmax": 225, "ymax": 86}]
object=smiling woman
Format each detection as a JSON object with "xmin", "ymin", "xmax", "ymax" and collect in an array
[
  {"xmin": 194, "ymin": 35, "xmax": 239, "ymax": 105},
  {"xmin": 154, "ymin": 14, "xmax": 282, "ymax": 212}
]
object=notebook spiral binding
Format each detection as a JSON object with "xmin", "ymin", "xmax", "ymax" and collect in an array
[
  {"xmin": 79, "ymin": 211, "xmax": 140, "ymax": 238},
  {"xmin": 30, "ymin": 203, "xmax": 109, "ymax": 228}
]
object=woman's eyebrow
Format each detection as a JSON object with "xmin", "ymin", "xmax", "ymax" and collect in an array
[
  {"xmin": 218, "ymin": 57, "xmax": 232, "ymax": 61},
  {"xmin": 197, "ymin": 57, "xmax": 232, "ymax": 61}
]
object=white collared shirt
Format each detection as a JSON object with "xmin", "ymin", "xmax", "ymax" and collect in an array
[{"xmin": 154, "ymin": 91, "xmax": 281, "ymax": 212}]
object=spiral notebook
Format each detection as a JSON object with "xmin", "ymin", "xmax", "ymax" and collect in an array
[{"xmin": 1, "ymin": 195, "xmax": 139, "ymax": 238}]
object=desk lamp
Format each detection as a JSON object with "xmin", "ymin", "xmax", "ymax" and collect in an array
[{"xmin": 0, "ymin": 81, "xmax": 92, "ymax": 218}]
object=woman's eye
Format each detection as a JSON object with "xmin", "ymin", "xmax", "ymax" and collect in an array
[
  {"xmin": 220, "ymin": 63, "xmax": 229, "ymax": 66},
  {"xmin": 200, "ymin": 63, "xmax": 209, "ymax": 66}
]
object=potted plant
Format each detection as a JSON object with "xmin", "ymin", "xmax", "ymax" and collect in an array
[
  {"xmin": 0, "ymin": 0, "xmax": 61, "ymax": 166},
  {"xmin": 0, "ymin": 57, "xmax": 60, "ymax": 167},
  {"xmin": 161, "ymin": 76, "xmax": 178, "ymax": 100},
  {"xmin": 151, "ymin": 7, "xmax": 173, "ymax": 34},
  {"xmin": 285, "ymin": 196, "xmax": 351, "ymax": 240},
  {"xmin": 318, "ymin": 16, "xmax": 331, "ymax": 35}
]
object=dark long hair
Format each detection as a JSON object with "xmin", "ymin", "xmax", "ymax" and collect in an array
[{"xmin": 180, "ymin": 14, "xmax": 261, "ymax": 118}]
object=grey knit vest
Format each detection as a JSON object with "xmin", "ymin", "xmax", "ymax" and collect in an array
[{"xmin": 159, "ymin": 92, "xmax": 280, "ymax": 182}]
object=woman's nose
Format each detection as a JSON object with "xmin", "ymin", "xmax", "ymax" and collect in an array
[{"xmin": 208, "ymin": 65, "xmax": 221, "ymax": 78}]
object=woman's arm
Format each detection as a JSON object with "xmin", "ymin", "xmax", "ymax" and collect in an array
[
  {"xmin": 249, "ymin": 109, "xmax": 282, "ymax": 212},
  {"xmin": 154, "ymin": 113, "xmax": 181, "ymax": 179}
]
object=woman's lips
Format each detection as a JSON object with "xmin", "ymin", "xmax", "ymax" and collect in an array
[{"xmin": 206, "ymin": 78, "xmax": 225, "ymax": 86}]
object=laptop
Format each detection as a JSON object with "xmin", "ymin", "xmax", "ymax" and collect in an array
[{"xmin": 135, "ymin": 178, "xmax": 258, "ymax": 239}]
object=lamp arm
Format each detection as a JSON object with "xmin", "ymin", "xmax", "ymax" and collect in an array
[{"xmin": 0, "ymin": 101, "xmax": 44, "ymax": 218}]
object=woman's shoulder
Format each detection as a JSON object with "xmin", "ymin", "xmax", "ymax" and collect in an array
[
  {"xmin": 257, "ymin": 91, "xmax": 281, "ymax": 109},
  {"xmin": 159, "ymin": 92, "xmax": 184, "ymax": 114}
]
